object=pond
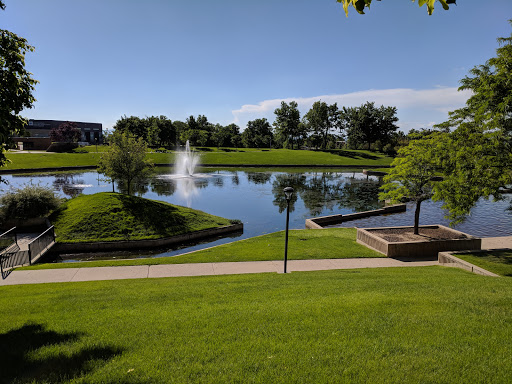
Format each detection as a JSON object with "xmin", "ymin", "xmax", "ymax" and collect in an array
[{"xmin": 2, "ymin": 168, "xmax": 511, "ymax": 260}]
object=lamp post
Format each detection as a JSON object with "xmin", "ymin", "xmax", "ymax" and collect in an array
[{"xmin": 283, "ymin": 186, "xmax": 294, "ymax": 273}]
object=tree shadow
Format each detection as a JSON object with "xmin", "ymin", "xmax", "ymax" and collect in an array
[
  {"xmin": 0, "ymin": 323, "xmax": 123, "ymax": 384},
  {"xmin": 321, "ymin": 149, "xmax": 380, "ymax": 160}
]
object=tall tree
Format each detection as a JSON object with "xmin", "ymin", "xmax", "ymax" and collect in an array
[
  {"xmin": 242, "ymin": 118, "xmax": 273, "ymax": 148},
  {"xmin": 337, "ymin": 0, "xmax": 456, "ymax": 17},
  {"xmin": 1, "ymin": 1, "xmax": 38, "ymax": 167},
  {"xmin": 273, "ymin": 101, "xmax": 301, "ymax": 149},
  {"xmin": 98, "ymin": 132, "xmax": 154, "ymax": 195},
  {"xmin": 433, "ymin": 23, "xmax": 512, "ymax": 223},
  {"xmin": 342, "ymin": 102, "xmax": 398, "ymax": 150},
  {"xmin": 304, "ymin": 101, "xmax": 341, "ymax": 150},
  {"xmin": 380, "ymin": 133, "xmax": 446, "ymax": 235}
]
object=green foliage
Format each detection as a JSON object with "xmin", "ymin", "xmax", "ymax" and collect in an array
[
  {"xmin": 113, "ymin": 115, "xmax": 177, "ymax": 147},
  {"xmin": 0, "ymin": 184, "xmax": 60, "ymax": 220},
  {"xmin": 0, "ymin": 5, "xmax": 38, "ymax": 168},
  {"xmin": 380, "ymin": 133, "xmax": 445, "ymax": 233},
  {"xmin": 337, "ymin": 0, "xmax": 456, "ymax": 16},
  {"xmin": 303, "ymin": 101, "xmax": 342, "ymax": 150},
  {"xmin": 273, "ymin": 101, "xmax": 302, "ymax": 149},
  {"xmin": 342, "ymin": 102, "xmax": 398, "ymax": 150},
  {"xmin": 49, "ymin": 192, "xmax": 232, "ymax": 243},
  {"xmin": 433, "ymin": 23, "xmax": 512, "ymax": 224},
  {"xmin": 241, "ymin": 118, "xmax": 273, "ymax": 148},
  {"xmin": 97, "ymin": 132, "xmax": 154, "ymax": 195}
]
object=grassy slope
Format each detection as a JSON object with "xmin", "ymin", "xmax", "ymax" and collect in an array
[
  {"xmin": 21, "ymin": 228, "xmax": 384, "ymax": 270},
  {"xmin": 49, "ymin": 192, "xmax": 232, "ymax": 243},
  {"xmin": 1, "ymin": 267, "xmax": 511, "ymax": 383},
  {"xmin": 4, "ymin": 148, "xmax": 393, "ymax": 169},
  {"xmin": 457, "ymin": 250, "xmax": 512, "ymax": 277}
]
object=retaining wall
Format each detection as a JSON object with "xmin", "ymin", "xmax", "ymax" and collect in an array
[
  {"xmin": 305, "ymin": 204, "xmax": 406, "ymax": 229},
  {"xmin": 52, "ymin": 223, "xmax": 243, "ymax": 253},
  {"xmin": 356, "ymin": 225, "xmax": 481, "ymax": 258},
  {"xmin": 438, "ymin": 252, "xmax": 499, "ymax": 277}
]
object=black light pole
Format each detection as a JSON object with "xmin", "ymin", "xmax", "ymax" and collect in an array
[{"xmin": 283, "ymin": 186, "xmax": 294, "ymax": 273}]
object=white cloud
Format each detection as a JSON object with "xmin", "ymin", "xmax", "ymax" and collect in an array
[{"xmin": 231, "ymin": 87, "xmax": 471, "ymax": 132}]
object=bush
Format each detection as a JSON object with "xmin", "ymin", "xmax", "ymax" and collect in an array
[{"xmin": 0, "ymin": 184, "xmax": 61, "ymax": 220}]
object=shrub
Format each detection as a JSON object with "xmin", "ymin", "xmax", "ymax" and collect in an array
[{"xmin": 0, "ymin": 184, "xmax": 61, "ymax": 220}]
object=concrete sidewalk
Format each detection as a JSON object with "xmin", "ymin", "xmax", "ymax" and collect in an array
[{"xmin": 0, "ymin": 258, "xmax": 438, "ymax": 286}]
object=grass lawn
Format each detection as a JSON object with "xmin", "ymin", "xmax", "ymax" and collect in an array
[
  {"xmin": 49, "ymin": 192, "xmax": 233, "ymax": 243},
  {"xmin": 20, "ymin": 228, "xmax": 383, "ymax": 270},
  {"xmin": 456, "ymin": 250, "xmax": 512, "ymax": 277},
  {"xmin": 4, "ymin": 148, "xmax": 393, "ymax": 170},
  {"xmin": 1, "ymin": 267, "xmax": 511, "ymax": 383}
]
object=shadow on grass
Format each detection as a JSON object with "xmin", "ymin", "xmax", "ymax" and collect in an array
[
  {"xmin": 320, "ymin": 149, "xmax": 380, "ymax": 160},
  {"xmin": 0, "ymin": 323, "xmax": 123, "ymax": 384}
]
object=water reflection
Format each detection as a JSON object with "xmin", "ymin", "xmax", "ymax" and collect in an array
[{"xmin": 2, "ymin": 169, "xmax": 511, "ymax": 247}]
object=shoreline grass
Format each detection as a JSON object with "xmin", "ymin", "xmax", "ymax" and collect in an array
[
  {"xmin": 20, "ymin": 228, "xmax": 384, "ymax": 270},
  {"xmin": 4, "ymin": 148, "xmax": 393, "ymax": 170},
  {"xmin": 1, "ymin": 267, "xmax": 511, "ymax": 383}
]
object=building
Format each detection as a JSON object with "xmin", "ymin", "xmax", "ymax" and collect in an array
[{"xmin": 14, "ymin": 119, "xmax": 103, "ymax": 150}]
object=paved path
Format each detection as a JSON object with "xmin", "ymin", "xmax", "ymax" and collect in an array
[
  {"xmin": 0, "ymin": 258, "xmax": 438, "ymax": 286},
  {"xmin": 2, "ymin": 235, "xmax": 510, "ymax": 286}
]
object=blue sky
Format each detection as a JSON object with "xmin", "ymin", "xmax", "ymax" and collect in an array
[{"xmin": 2, "ymin": 0, "xmax": 511, "ymax": 132}]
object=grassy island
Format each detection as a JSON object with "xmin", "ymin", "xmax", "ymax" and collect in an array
[{"xmin": 49, "ymin": 192, "xmax": 233, "ymax": 243}]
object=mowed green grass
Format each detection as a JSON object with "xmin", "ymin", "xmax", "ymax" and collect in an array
[
  {"xmin": 4, "ymin": 148, "xmax": 393, "ymax": 170},
  {"xmin": 457, "ymin": 250, "xmax": 512, "ymax": 277},
  {"xmin": 49, "ymin": 192, "xmax": 232, "ymax": 243},
  {"xmin": 1, "ymin": 267, "xmax": 511, "ymax": 383},
  {"xmin": 21, "ymin": 228, "xmax": 383, "ymax": 270}
]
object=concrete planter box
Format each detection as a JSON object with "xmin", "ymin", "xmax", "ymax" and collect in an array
[
  {"xmin": 357, "ymin": 225, "xmax": 481, "ymax": 258},
  {"xmin": 52, "ymin": 223, "xmax": 243, "ymax": 253},
  {"xmin": 305, "ymin": 204, "xmax": 406, "ymax": 229}
]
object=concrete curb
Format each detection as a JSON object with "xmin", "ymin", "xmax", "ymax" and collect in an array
[
  {"xmin": 438, "ymin": 252, "xmax": 500, "ymax": 277},
  {"xmin": 52, "ymin": 223, "xmax": 243, "ymax": 253}
]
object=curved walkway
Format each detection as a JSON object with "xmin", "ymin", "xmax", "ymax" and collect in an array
[{"xmin": 0, "ymin": 258, "xmax": 437, "ymax": 286}]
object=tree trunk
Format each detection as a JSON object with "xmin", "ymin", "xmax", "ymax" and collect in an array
[{"xmin": 414, "ymin": 200, "xmax": 422, "ymax": 235}]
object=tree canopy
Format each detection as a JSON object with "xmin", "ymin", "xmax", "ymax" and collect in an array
[
  {"xmin": 432, "ymin": 22, "xmax": 512, "ymax": 223},
  {"xmin": 1, "ymin": 2, "xmax": 38, "ymax": 167},
  {"xmin": 273, "ymin": 101, "xmax": 302, "ymax": 149},
  {"xmin": 337, "ymin": 0, "xmax": 456, "ymax": 17},
  {"xmin": 50, "ymin": 121, "xmax": 81, "ymax": 143},
  {"xmin": 341, "ymin": 102, "xmax": 398, "ymax": 150},
  {"xmin": 98, "ymin": 132, "xmax": 154, "ymax": 195}
]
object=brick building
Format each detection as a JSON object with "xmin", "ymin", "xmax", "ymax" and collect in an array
[{"xmin": 14, "ymin": 119, "xmax": 103, "ymax": 150}]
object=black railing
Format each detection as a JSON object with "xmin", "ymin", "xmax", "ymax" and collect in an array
[
  {"xmin": 0, "ymin": 227, "xmax": 21, "ymax": 279},
  {"xmin": 28, "ymin": 226, "xmax": 55, "ymax": 264}
]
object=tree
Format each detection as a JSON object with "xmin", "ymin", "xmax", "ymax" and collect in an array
[
  {"xmin": 50, "ymin": 121, "xmax": 81, "ymax": 143},
  {"xmin": 379, "ymin": 133, "xmax": 445, "ymax": 235},
  {"xmin": 1, "ymin": 1, "xmax": 38, "ymax": 167},
  {"xmin": 304, "ymin": 101, "xmax": 341, "ymax": 150},
  {"xmin": 113, "ymin": 115, "xmax": 146, "ymax": 140},
  {"xmin": 433, "ymin": 23, "xmax": 512, "ymax": 224},
  {"xmin": 342, "ymin": 102, "xmax": 398, "ymax": 150},
  {"xmin": 337, "ymin": 0, "xmax": 456, "ymax": 17},
  {"xmin": 242, "ymin": 118, "xmax": 273, "ymax": 148},
  {"xmin": 273, "ymin": 101, "xmax": 301, "ymax": 149},
  {"xmin": 98, "ymin": 132, "xmax": 154, "ymax": 195}
]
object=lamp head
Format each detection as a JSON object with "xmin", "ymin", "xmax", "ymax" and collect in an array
[{"xmin": 283, "ymin": 186, "xmax": 294, "ymax": 201}]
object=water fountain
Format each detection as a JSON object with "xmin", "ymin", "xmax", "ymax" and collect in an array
[{"xmin": 175, "ymin": 140, "xmax": 199, "ymax": 176}]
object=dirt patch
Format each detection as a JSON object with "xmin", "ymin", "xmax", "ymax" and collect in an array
[{"xmin": 368, "ymin": 227, "xmax": 468, "ymax": 243}]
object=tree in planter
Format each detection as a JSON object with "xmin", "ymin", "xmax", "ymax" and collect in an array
[
  {"xmin": 98, "ymin": 132, "xmax": 154, "ymax": 195},
  {"xmin": 379, "ymin": 133, "xmax": 446, "ymax": 235},
  {"xmin": 50, "ymin": 121, "xmax": 81, "ymax": 143}
]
